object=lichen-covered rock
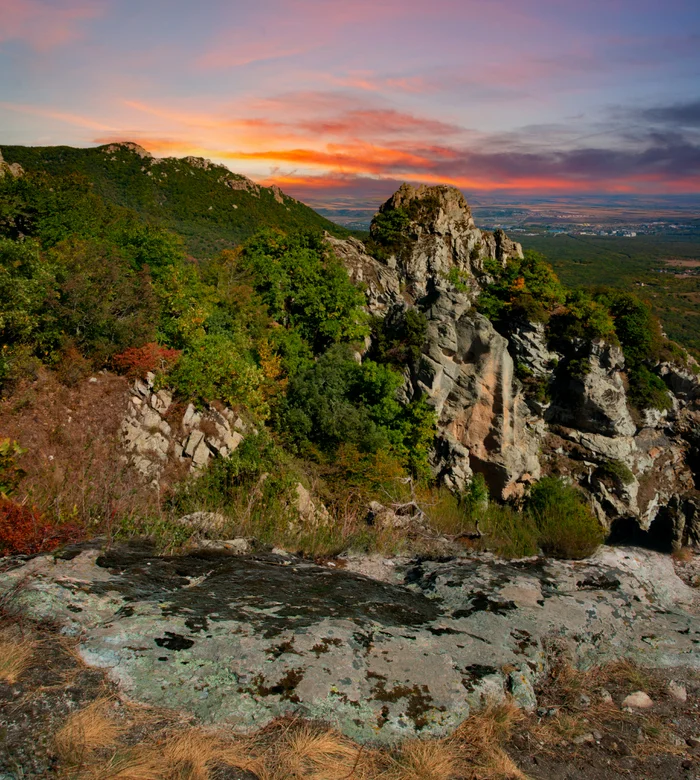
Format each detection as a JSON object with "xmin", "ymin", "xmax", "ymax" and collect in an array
[{"xmin": 1, "ymin": 545, "xmax": 696, "ymax": 744}]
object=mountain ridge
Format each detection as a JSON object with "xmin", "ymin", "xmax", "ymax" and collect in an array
[{"xmin": 0, "ymin": 141, "xmax": 348, "ymax": 255}]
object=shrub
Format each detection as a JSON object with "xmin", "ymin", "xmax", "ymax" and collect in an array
[
  {"xmin": 279, "ymin": 344, "xmax": 436, "ymax": 476},
  {"xmin": 596, "ymin": 459, "xmax": 634, "ymax": 487},
  {"xmin": 113, "ymin": 342, "xmax": 182, "ymax": 379},
  {"xmin": 527, "ymin": 477, "xmax": 604, "ymax": 559},
  {"xmin": 627, "ymin": 365, "xmax": 672, "ymax": 412},
  {"xmin": 0, "ymin": 439, "xmax": 25, "ymax": 498},
  {"xmin": 477, "ymin": 250, "xmax": 566, "ymax": 325},
  {"xmin": 478, "ymin": 504, "xmax": 539, "ymax": 559},
  {"xmin": 167, "ymin": 332, "xmax": 267, "ymax": 418},
  {"xmin": 371, "ymin": 307, "xmax": 427, "ymax": 367},
  {"xmin": 0, "ymin": 498, "xmax": 79, "ymax": 556},
  {"xmin": 241, "ymin": 230, "xmax": 369, "ymax": 355}
]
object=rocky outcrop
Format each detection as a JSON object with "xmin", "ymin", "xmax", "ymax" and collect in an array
[
  {"xmin": 416, "ymin": 298, "xmax": 541, "ymax": 497},
  {"xmin": 549, "ymin": 342, "xmax": 636, "ymax": 437},
  {"xmin": 370, "ymin": 184, "xmax": 523, "ymax": 301},
  {"xmin": 120, "ymin": 373, "xmax": 247, "ymax": 481},
  {"xmin": 2, "ymin": 544, "xmax": 696, "ymax": 743},
  {"xmin": 330, "ymin": 183, "xmax": 700, "ymax": 542},
  {"xmin": 0, "ymin": 148, "xmax": 23, "ymax": 178},
  {"xmin": 324, "ymin": 234, "xmax": 402, "ymax": 317},
  {"xmin": 331, "ymin": 186, "xmax": 538, "ymax": 498}
]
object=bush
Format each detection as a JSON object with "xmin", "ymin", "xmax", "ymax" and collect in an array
[
  {"xmin": 627, "ymin": 365, "xmax": 672, "ymax": 412},
  {"xmin": 596, "ymin": 459, "xmax": 634, "ymax": 487},
  {"xmin": 527, "ymin": 477, "xmax": 604, "ymax": 559},
  {"xmin": 279, "ymin": 344, "xmax": 436, "ymax": 476},
  {"xmin": 371, "ymin": 307, "xmax": 427, "ymax": 367},
  {"xmin": 479, "ymin": 504, "xmax": 539, "ymax": 559},
  {"xmin": 167, "ymin": 332, "xmax": 267, "ymax": 418},
  {"xmin": 240, "ymin": 230, "xmax": 368, "ymax": 355},
  {"xmin": 0, "ymin": 439, "xmax": 25, "ymax": 498},
  {"xmin": 113, "ymin": 343, "xmax": 182, "ymax": 379},
  {"xmin": 0, "ymin": 498, "xmax": 79, "ymax": 556}
]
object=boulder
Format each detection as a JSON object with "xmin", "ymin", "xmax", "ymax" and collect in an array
[
  {"xmin": 1, "ymin": 545, "xmax": 696, "ymax": 744},
  {"xmin": 550, "ymin": 342, "xmax": 636, "ymax": 437},
  {"xmin": 177, "ymin": 511, "xmax": 228, "ymax": 537}
]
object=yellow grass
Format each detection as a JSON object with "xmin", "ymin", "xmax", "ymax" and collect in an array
[
  {"xmin": 0, "ymin": 631, "xmax": 34, "ymax": 683},
  {"xmin": 385, "ymin": 739, "xmax": 462, "ymax": 780},
  {"xmin": 54, "ymin": 698, "xmax": 124, "ymax": 765},
  {"xmin": 271, "ymin": 724, "xmax": 375, "ymax": 780}
]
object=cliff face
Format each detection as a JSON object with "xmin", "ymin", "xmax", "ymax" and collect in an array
[
  {"xmin": 331, "ymin": 184, "xmax": 540, "ymax": 500},
  {"xmin": 331, "ymin": 184, "xmax": 700, "ymax": 545}
]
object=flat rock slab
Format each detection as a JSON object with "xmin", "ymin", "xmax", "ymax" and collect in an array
[{"xmin": 1, "ymin": 545, "xmax": 698, "ymax": 743}]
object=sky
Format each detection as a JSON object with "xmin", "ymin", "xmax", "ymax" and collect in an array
[{"xmin": 1, "ymin": 0, "xmax": 699, "ymax": 211}]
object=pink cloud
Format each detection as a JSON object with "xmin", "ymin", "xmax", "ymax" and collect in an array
[{"xmin": 0, "ymin": 0, "xmax": 102, "ymax": 51}]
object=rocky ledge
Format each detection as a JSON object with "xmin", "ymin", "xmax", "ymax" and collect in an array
[{"xmin": 2, "ymin": 544, "xmax": 697, "ymax": 744}]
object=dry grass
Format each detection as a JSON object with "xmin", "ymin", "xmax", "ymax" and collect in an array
[
  {"xmin": 54, "ymin": 698, "xmax": 125, "ymax": 766},
  {"xmin": 266, "ymin": 724, "xmax": 374, "ymax": 780},
  {"xmin": 672, "ymin": 546, "xmax": 694, "ymax": 563},
  {"xmin": 384, "ymin": 739, "xmax": 462, "ymax": 780},
  {"xmin": 0, "ymin": 628, "xmax": 34, "ymax": 683}
]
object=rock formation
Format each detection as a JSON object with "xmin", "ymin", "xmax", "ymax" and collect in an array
[
  {"xmin": 120, "ymin": 372, "xmax": 248, "ymax": 480},
  {"xmin": 2, "ymin": 544, "xmax": 696, "ymax": 743},
  {"xmin": 0, "ymin": 148, "xmax": 23, "ymax": 178},
  {"xmin": 330, "ymin": 184, "xmax": 538, "ymax": 499},
  {"xmin": 329, "ymin": 183, "xmax": 700, "ymax": 542}
]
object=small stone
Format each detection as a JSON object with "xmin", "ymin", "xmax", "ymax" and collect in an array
[
  {"xmin": 89, "ymin": 377, "xmax": 98, "ymax": 383},
  {"xmin": 622, "ymin": 691, "xmax": 654, "ymax": 709},
  {"xmin": 687, "ymin": 735, "xmax": 700, "ymax": 748},
  {"xmin": 599, "ymin": 688, "xmax": 614, "ymax": 704},
  {"xmin": 578, "ymin": 693, "xmax": 591, "ymax": 709},
  {"xmin": 593, "ymin": 730, "xmax": 603, "ymax": 741},
  {"xmin": 668, "ymin": 680, "xmax": 687, "ymax": 703},
  {"xmin": 573, "ymin": 732, "xmax": 595, "ymax": 745}
]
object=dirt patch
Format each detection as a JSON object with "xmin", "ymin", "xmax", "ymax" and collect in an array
[{"xmin": 664, "ymin": 258, "xmax": 700, "ymax": 269}]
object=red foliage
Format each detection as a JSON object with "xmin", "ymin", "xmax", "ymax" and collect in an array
[
  {"xmin": 0, "ymin": 499, "xmax": 80, "ymax": 556},
  {"xmin": 112, "ymin": 343, "xmax": 181, "ymax": 379}
]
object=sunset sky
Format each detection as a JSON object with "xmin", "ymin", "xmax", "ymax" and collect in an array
[{"xmin": 1, "ymin": 0, "xmax": 699, "ymax": 209}]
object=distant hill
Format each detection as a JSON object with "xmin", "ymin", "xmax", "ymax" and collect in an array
[{"xmin": 0, "ymin": 142, "xmax": 347, "ymax": 256}]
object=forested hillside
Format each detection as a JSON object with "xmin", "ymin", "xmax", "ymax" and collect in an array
[{"xmin": 1, "ymin": 143, "xmax": 347, "ymax": 256}]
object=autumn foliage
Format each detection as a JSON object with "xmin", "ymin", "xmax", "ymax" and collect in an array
[
  {"xmin": 0, "ymin": 499, "xmax": 79, "ymax": 556},
  {"xmin": 112, "ymin": 343, "xmax": 181, "ymax": 379}
]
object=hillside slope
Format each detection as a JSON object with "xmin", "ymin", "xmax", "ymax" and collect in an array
[{"xmin": 0, "ymin": 142, "xmax": 346, "ymax": 256}]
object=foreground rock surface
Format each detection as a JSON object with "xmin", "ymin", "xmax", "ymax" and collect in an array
[{"xmin": 2, "ymin": 545, "xmax": 698, "ymax": 743}]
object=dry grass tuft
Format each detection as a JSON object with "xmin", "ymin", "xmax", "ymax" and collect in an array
[
  {"xmin": 271, "ymin": 724, "xmax": 373, "ymax": 780},
  {"xmin": 456, "ymin": 699, "xmax": 526, "ymax": 759},
  {"xmin": 672, "ymin": 546, "xmax": 694, "ymax": 563},
  {"xmin": 0, "ymin": 629, "xmax": 34, "ymax": 683},
  {"xmin": 53, "ymin": 698, "xmax": 125, "ymax": 766},
  {"xmin": 384, "ymin": 738, "xmax": 462, "ymax": 780}
]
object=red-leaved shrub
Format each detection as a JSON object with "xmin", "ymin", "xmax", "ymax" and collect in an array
[
  {"xmin": 0, "ymin": 499, "xmax": 80, "ymax": 556},
  {"xmin": 112, "ymin": 343, "xmax": 181, "ymax": 379}
]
